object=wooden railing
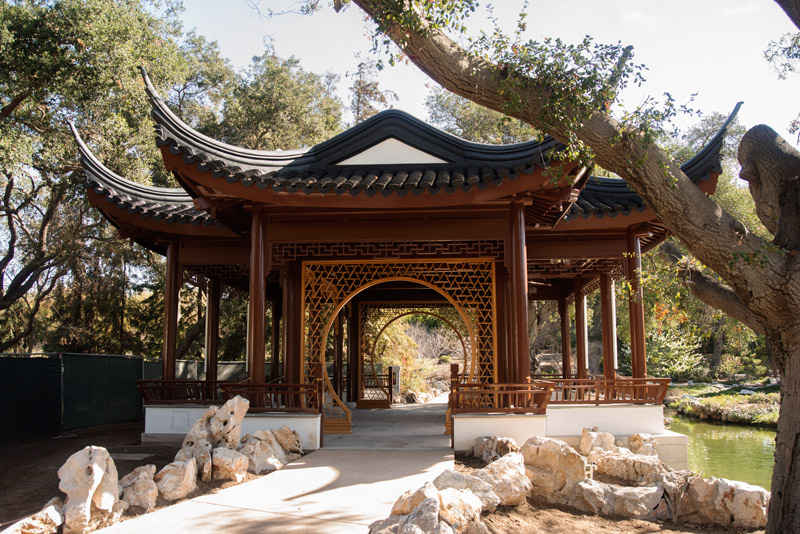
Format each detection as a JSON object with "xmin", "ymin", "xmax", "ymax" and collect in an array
[
  {"xmin": 536, "ymin": 377, "xmax": 671, "ymax": 405},
  {"xmin": 137, "ymin": 379, "xmax": 241, "ymax": 404},
  {"xmin": 450, "ymin": 381, "xmax": 556, "ymax": 415},
  {"xmin": 361, "ymin": 372, "xmax": 394, "ymax": 401},
  {"xmin": 222, "ymin": 382, "xmax": 323, "ymax": 414}
]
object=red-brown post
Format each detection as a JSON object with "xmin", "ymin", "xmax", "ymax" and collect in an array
[
  {"xmin": 626, "ymin": 230, "xmax": 647, "ymax": 378},
  {"xmin": 600, "ymin": 273, "xmax": 618, "ymax": 379},
  {"xmin": 247, "ymin": 206, "xmax": 268, "ymax": 385},
  {"xmin": 509, "ymin": 201, "xmax": 530, "ymax": 381},
  {"xmin": 495, "ymin": 264, "xmax": 508, "ymax": 384},
  {"xmin": 162, "ymin": 239, "xmax": 180, "ymax": 380},
  {"xmin": 205, "ymin": 276, "xmax": 220, "ymax": 383},
  {"xmin": 333, "ymin": 312, "xmax": 344, "ymax": 398},
  {"xmin": 575, "ymin": 287, "xmax": 588, "ymax": 379},
  {"xmin": 558, "ymin": 298, "xmax": 572, "ymax": 379},
  {"xmin": 283, "ymin": 261, "xmax": 303, "ymax": 384},
  {"xmin": 270, "ymin": 293, "xmax": 282, "ymax": 382}
]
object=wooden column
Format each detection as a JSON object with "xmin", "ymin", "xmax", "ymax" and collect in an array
[
  {"xmin": 204, "ymin": 276, "xmax": 220, "ymax": 383},
  {"xmin": 558, "ymin": 298, "xmax": 572, "ymax": 379},
  {"xmin": 247, "ymin": 207, "xmax": 269, "ymax": 385},
  {"xmin": 600, "ymin": 274, "xmax": 618, "ymax": 379},
  {"xmin": 575, "ymin": 286, "xmax": 588, "ymax": 379},
  {"xmin": 283, "ymin": 261, "xmax": 303, "ymax": 384},
  {"xmin": 495, "ymin": 264, "xmax": 508, "ymax": 384},
  {"xmin": 162, "ymin": 240, "xmax": 180, "ymax": 380},
  {"xmin": 509, "ymin": 201, "xmax": 530, "ymax": 381},
  {"xmin": 270, "ymin": 292, "xmax": 282, "ymax": 382},
  {"xmin": 333, "ymin": 312, "xmax": 344, "ymax": 398},
  {"xmin": 626, "ymin": 231, "xmax": 647, "ymax": 378}
]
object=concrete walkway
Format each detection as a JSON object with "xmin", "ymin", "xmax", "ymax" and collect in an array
[{"xmin": 100, "ymin": 399, "xmax": 453, "ymax": 533}]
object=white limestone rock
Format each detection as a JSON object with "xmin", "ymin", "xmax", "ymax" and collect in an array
[
  {"xmin": 58, "ymin": 446, "xmax": 125, "ymax": 534},
  {"xmin": 399, "ymin": 497, "xmax": 440, "ymax": 533},
  {"xmin": 118, "ymin": 464, "xmax": 158, "ymax": 512},
  {"xmin": 433, "ymin": 469, "xmax": 500, "ymax": 513},
  {"xmin": 368, "ymin": 514, "xmax": 404, "ymax": 534},
  {"xmin": 589, "ymin": 448, "xmax": 669, "ymax": 483},
  {"xmin": 628, "ymin": 433, "xmax": 658, "ymax": 456},
  {"xmin": 521, "ymin": 436, "xmax": 586, "ymax": 501},
  {"xmin": 154, "ymin": 458, "xmax": 197, "ymax": 502},
  {"xmin": 474, "ymin": 453, "xmax": 531, "ymax": 506},
  {"xmin": 715, "ymin": 478, "xmax": 769, "ymax": 529},
  {"xmin": 272, "ymin": 425, "xmax": 303, "ymax": 461},
  {"xmin": 238, "ymin": 430, "xmax": 288, "ymax": 474},
  {"xmin": 209, "ymin": 396, "xmax": 250, "ymax": 449},
  {"xmin": 211, "ymin": 447, "xmax": 249, "ymax": 483},
  {"xmin": 174, "ymin": 407, "xmax": 215, "ymax": 482},
  {"xmin": 436, "ymin": 488, "xmax": 482, "ymax": 534},
  {"xmin": 1, "ymin": 496, "xmax": 64, "ymax": 534},
  {"xmin": 392, "ymin": 482, "xmax": 439, "ymax": 516},
  {"xmin": 606, "ymin": 485, "xmax": 663, "ymax": 518},
  {"xmin": 472, "ymin": 436, "xmax": 518, "ymax": 464},
  {"xmin": 578, "ymin": 427, "xmax": 617, "ymax": 456},
  {"xmin": 568, "ymin": 479, "xmax": 609, "ymax": 514}
]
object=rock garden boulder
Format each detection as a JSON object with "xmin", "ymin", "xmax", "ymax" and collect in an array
[
  {"xmin": 432, "ymin": 469, "xmax": 500, "ymax": 513},
  {"xmin": 578, "ymin": 427, "xmax": 617, "ymax": 456},
  {"xmin": 58, "ymin": 446, "xmax": 127, "ymax": 534},
  {"xmin": 588, "ymin": 448, "xmax": 669, "ymax": 484},
  {"xmin": 118, "ymin": 464, "xmax": 158, "ymax": 512},
  {"xmin": 472, "ymin": 436, "xmax": 519, "ymax": 464},
  {"xmin": 521, "ymin": 436, "xmax": 586, "ymax": 502},
  {"xmin": 437, "ymin": 488, "xmax": 483, "ymax": 533},
  {"xmin": 392, "ymin": 482, "xmax": 439, "ymax": 515},
  {"xmin": 628, "ymin": 433, "xmax": 658, "ymax": 456},
  {"xmin": 211, "ymin": 447, "xmax": 249, "ymax": 483},
  {"xmin": 473, "ymin": 453, "xmax": 531, "ymax": 506},
  {"xmin": 154, "ymin": 458, "xmax": 197, "ymax": 502},
  {"xmin": 272, "ymin": 425, "xmax": 304, "ymax": 462},
  {"xmin": 2, "ymin": 496, "xmax": 64, "ymax": 534},
  {"xmin": 238, "ymin": 430, "xmax": 288, "ymax": 474}
]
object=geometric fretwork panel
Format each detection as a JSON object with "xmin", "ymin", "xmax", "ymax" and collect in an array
[
  {"xmin": 274, "ymin": 240, "xmax": 503, "ymax": 266},
  {"xmin": 527, "ymin": 258, "xmax": 623, "ymax": 277},
  {"xmin": 302, "ymin": 259, "xmax": 496, "ymax": 426},
  {"xmin": 358, "ymin": 303, "xmax": 474, "ymax": 402}
]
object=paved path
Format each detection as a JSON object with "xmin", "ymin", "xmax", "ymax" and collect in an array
[{"xmin": 100, "ymin": 399, "xmax": 453, "ymax": 533}]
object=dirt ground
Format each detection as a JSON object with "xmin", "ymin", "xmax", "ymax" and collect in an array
[{"xmin": 0, "ymin": 425, "xmax": 765, "ymax": 533}]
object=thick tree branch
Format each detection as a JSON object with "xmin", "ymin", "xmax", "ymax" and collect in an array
[
  {"xmin": 660, "ymin": 242, "xmax": 767, "ymax": 335},
  {"xmin": 774, "ymin": 0, "xmax": 800, "ymax": 30},
  {"xmin": 176, "ymin": 315, "xmax": 206, "ymax": 360},
  {"xmin": 738, "ymin": 125, "xmax": 800, "ymax": 249},
  {"xmin": 349, "ymin": 0, "xmax": 795, "ymax": 322}
]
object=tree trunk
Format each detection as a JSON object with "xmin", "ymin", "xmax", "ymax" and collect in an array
[
  {"xmin": 176, "ymin": 315, "xmax": 205, "ymax": 361},
  {"xmin": 768, "ymin": 328, "xmax": 800, "ymax": 533}
]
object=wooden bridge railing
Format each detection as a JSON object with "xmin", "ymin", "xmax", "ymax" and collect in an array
[
  {"xmin": 450, "ymin": 380, "xmax": 556, "ymax": 415},
  {"xmin": 537, "ymin": 377, "xmax": 671, "ymax": 405},
  {"xmin": 361, "ymin": 372, "xmax": 395, "ymax": 402},
  {"xmin": 222, "ymin": 382, "xmax": 323, "ymax": 413},
  {"xmin": 137, "ymin": 379, "xmax": 241, "ymax": 404}
]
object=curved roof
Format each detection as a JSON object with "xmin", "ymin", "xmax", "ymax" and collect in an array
[
  {"xmin": 71, "ymin": 123, "xmax": 218, "ymax": 228},
  {"xmin": 142, "ymin": 67, "xmax": 567, "ymax": 197},
  {"xmin": 565, "ymin": 102, "xmax": 743, "ymax": 221}
]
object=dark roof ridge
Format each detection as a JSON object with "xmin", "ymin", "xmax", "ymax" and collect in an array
[{"xmin": 70, "ymin": 122, "xmax": 216, "ymax": 227}]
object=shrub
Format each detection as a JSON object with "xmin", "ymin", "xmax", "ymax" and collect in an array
[{"xmin": 647, "ymin": 329, "xmax": 706, "ymax": 380}]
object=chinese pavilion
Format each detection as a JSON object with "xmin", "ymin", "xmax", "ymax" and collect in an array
[{"xmin": 73, "ymin": 68, "xmax": 739, "ymax": 439}]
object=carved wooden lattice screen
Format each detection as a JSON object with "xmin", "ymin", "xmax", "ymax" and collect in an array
[
  {"xmin": 302, "ymin": 259, "xmax": 497, "ymax": 433},
  {"xmin": 359, "ymin": 303, "xmax": 472, "ymax": 405}
]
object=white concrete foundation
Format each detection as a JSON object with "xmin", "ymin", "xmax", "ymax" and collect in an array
[
  {"xmin": 545, "ymin": 404, "xmax": 665, "ymax": 436},
  {"xmin": 142, "ymin": 405, "xmax": 322, "ymax": 450},
  {"xmin": 452, "ymin": 413, "xmax": 546, "ymax": 453}
]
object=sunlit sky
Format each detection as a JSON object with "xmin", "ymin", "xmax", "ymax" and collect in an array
[{"xmin": 180, "ymin": 0, "xmax": 797, "ymax": 144}]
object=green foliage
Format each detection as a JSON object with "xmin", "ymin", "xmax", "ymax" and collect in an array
[
  {"xmin": 213, "ymin": 52, "xmax": 342, "ymax": 150},
  {"xmin": 647, "ymin": 328, "xmax": 706, "ymax": 380},
  {"xmin": 347, "ymin": 56, "xmax": 396, "ymax": 124},
  {"xmin": 670, "ymin": 389, "xmax": 780, "ymax": 427},
  {"xmin": 425, "ymin": 86, "xmax": 538, "ymax": 144},
  {"xmin": 438, "ymin": 354, "xmax": 451, "ymax": 364},
  {"xmin": 717, "ymin": 353, "xmax": 744, "ymax": 380}
]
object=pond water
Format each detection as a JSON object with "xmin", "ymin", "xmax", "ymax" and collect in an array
[{"xmin": 666, "ymin": 413, "xmax": 775, "ymax": 490}]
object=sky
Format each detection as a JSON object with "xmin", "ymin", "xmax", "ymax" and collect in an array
[{"xmin": 179, "ymin": 0, "xmax": 798, "ymax": 145}]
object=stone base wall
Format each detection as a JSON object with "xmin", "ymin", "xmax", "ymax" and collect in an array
[
  {"xmin": 142, "ymin": 405, "xmax": 321, "ymax": 450},
  {"xmin": 452, "ymin": 414, "xmax": 546, "ymax": 453},
  {"xmin": 545, "ymin": 404, "xmax": 665, "ymax": 436},
  {"xmin": 554, "ymin": 431, "xmax": 689, "ymax": 470}
]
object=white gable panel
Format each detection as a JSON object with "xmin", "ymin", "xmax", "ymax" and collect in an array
[{"xmin": 337, "ymin": 138, "xmax": 449, "ymax": 165}]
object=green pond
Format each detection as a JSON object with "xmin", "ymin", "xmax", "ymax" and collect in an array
[{"xmin": 666, "ymin": 413, "xmax": 775, "ymax": 491}]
